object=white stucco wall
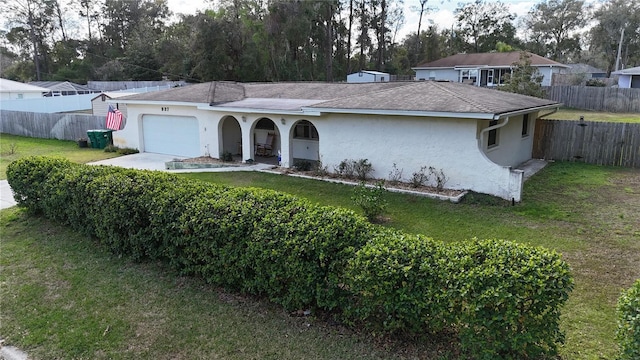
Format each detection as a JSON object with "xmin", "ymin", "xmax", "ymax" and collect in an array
[
  {"xmin": 112, "ymin": 104, "xmax": 219, "ymax": 156},
  {"xmin": 480, "ymin": 113, "xmax": 536, "ymax": 168},
  {"xmin": 115, "ymin": 103, "xmax": 529, "ymax": 200},
  {"xmin": 414, "ymin": 69, "xmax": 458, "ymax": 82},
  {"xmin": 314, "ymin": 113, "xmax": 525, "ymax": 201}
]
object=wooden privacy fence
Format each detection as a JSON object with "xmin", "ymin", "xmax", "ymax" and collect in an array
[
  {"xmin": 543, "ymin": 86, "xmax": 640, "ymax": 113},
  {"xmin": 0, "ymin": 110, "xmax": 106, "ymax": 141},
  {"xmin": 533, "ymin": 119, "xmax": 640, "ymax": 168}
]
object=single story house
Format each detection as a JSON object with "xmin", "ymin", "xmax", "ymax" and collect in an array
[
  {"xmin": 612, "ymin": 66, "xmax": 640, "ymax": 88},
  {"xmin": 113, "ymin": 81, "xmax": 560, "ymax": 201},
  {"xmin": 347, "ymin": 70, "xmax": 391, "ymax": 83},
  {"xmin": 0, "ymin": 78, "xmax": 50, "ymax": 100},
  {"xmin": 565, "ymin": 63, "xmax": 607, "ymax": 79},
  {"xmin": 412, "ymin": 52, "xmax": 569, "ymax": 87}
]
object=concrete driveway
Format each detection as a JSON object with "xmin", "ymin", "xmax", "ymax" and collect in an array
[
  {"xmin": 1, "ymin": 180, "xmax": 17, "ymax": 209},
  {"xmin": 0, "ymin": 153, "xmax": 277, "ymax": 210}
]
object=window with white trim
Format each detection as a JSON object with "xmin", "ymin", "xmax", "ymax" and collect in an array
[
  {"xmin": 294, "ymin": 120, "xmax": 319, "ymax": 140},
  {"xmin": 460, "ymin": 69, "xmax": 478, "ymax": 84}
]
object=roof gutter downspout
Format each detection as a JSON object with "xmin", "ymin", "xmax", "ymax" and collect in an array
[{"xmin": 480, "ymin": 116, "xmax": 510, "ymax": 147}]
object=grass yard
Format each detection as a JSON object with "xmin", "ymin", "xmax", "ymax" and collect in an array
[
  {"xmin": 0, "ymin": 134, "xmax": 121, "ymax": 179},
  {"xmin": 1, "ymin": 152, "xmax": 639, "ymax": 358},
  {"xmin": 541, "ymin": 107, "xmax": 640, "ymax": 123}
]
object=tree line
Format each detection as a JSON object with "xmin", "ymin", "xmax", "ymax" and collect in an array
[{"xmin": 0, "ymin": 0, "xmax": 638, "ymax": 84}]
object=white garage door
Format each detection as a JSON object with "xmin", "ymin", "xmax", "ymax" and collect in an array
[{"xmin": 142, "ymin": 115, "xmax": 200, "ymax": 157}]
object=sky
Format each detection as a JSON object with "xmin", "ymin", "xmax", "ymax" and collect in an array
[{"xmin": 166, "ymin": 0, "xmax": 539, "ymax": 40}]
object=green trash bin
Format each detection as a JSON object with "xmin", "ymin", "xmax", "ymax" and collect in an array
[
  {"xmin": 87, "ymin": 130, "xmax": 113, "ymax": 149},
  {"xmin": 86, "ymin": 130, "xmax": 98, "ymax": 148}
]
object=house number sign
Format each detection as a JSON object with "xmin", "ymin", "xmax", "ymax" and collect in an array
[{"xmin": 161, "ymin": 107, "xmax": 169, "ymax": 111}]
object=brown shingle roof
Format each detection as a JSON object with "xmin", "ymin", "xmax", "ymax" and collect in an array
[
  {"xmin": 118, "ymin": 81, "xmax": 558, "ymax": 116},
  {"xmin": 414, "ymin": 52, "xmax": 567, "ymax": 68},
  {"xmin": 307, "ymin": 81, "xmax": 557, "ymax": 115}
]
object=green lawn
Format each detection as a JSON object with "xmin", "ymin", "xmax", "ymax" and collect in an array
[
  {"xmin": 541, "ymin": 108, "xmax": 640, "ymax": 123},
  {"xmin": 1, "ymin": 144, "xmax": 639, "ymax": 358},
  {"xmin": 0, "ymin": 134, "xmax": 121, "ymax": 179}
]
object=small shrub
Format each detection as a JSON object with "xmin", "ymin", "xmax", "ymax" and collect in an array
[
  {"xmin": 117, "ymin": 147, "xmax": 139, "ymax": 155},
  {"xmin": 352, "ymin": 181, "xmax": 387, "ymax": 222},
  {"xmin": 293, "ymin": 160, "xmax": 313, "ymax": 171},
  {"xmin": 586, "ymin": 78, "xmax": 607, "ymax": 87},
  {"xmin": 410, "ymin": 166, "xmax": 429, "ymax": 188},
  {"xmin": 387, "ymin": 163, "xmax": 403, "ymax": 185},
  {"xmin": 221, "ymin": 150, "xmax": 234, "ymax": 162},
  {"xmin": 104, "ymin": 144, "xmax": 118, "ymax": 152},
  {"xmin": 354, "ymin": 159, "xmax": 373, "ymax": 181},
  {"xmin": 335, "ymin": 159, "xmax": 356, "ymax": 179},
  {"xmin": 429, "ymin": 167, "xmax": 448, "ymax": 192},
  {"xmin": 7, "ymin": 143, "xmax": 17, "ymax": 155},
  {"xmin": 617, "ymin": 279, "xmax": 640, "ymax": 360},
  {"xmin": 313, "ymin": 156, "xmax": 329, "ymax": 177}
]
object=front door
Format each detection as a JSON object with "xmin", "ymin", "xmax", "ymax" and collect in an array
[{"xmin": 487, "ymin": 69, "xmax": 494, "ymax": 86}]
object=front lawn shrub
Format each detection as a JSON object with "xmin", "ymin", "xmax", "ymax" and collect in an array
[
  {"xmin": 352, "ymin": 181, "xmax": 388, "ymax": 222},
  {"xmin": 617, "ymin": 279, "xmax": 640, "ymax": 359},
  {"xmin": 6, "ymin": 156, "xmax": 73, "ymax": 213},
  {"xmin": 7, "ymin": 156, "xmax": 575, "ymax": 359},
  {"xmin": 454, "ymin": 239, "xmax": 574, "ymax": 359},
  {"xmin": 344, "ymin": 231, "xmax": 454, "ymax": 334}
]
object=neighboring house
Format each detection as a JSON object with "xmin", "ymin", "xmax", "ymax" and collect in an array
[
  {"xmin": 113, "ymin": 81, "xmax": 560, "ymax": 201},
  {"xmin": 0, "ymin": 78, "xmax": 50, "ymax": 100},
  {"xmin": 612, "ymin": 66, "xmax": 640, "ymax": 88},
  {"xmin": 565, "ymin": 63, "xmax": 607, "ymax": 79},
  {"xmin": 412, "ymin": 52, "xmax": 569, "ymax": 87},
  {"xmin": 347, "ymin": 70, "xmax": 390, "ymax": 83},
  {"xmin": 29, "ymin": 81, "xmax": 101, "ymax": 97},
  {"xmin": 91, "ymin": 92, "xmax": 138, "ymax": 117}
]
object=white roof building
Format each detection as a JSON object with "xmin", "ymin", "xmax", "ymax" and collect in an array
[{"xmin": 0, "ymin": 78, "xmax": 50, "ymax": 101}]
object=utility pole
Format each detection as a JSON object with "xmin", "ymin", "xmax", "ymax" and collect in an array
[{"xmin": 615, "ymin": 28, "xmax": 625, "ymax": 71}]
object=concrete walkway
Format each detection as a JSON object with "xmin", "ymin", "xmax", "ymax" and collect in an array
[
  {"xmin": 89, "ymin": 153, "xmax": 276, "ymax": 173},
  {"xmin": 516, "ymin": 158, "xmax": 548, "ymax": 181},
  {"xmin": 0, "ymin": 153, "xmax": 278, "ymax": 210}
]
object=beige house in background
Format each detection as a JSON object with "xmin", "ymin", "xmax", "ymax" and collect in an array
[{"xmin": 91, "ymin": 92, "xmax": 137, "ymax": 117}]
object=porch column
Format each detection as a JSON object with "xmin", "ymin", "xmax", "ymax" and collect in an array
[
  {"xmin": 277, "ymin": 119, "xmax": 291, "ymax": 168},
  {"xmin": 240, "ymin": 116, "xmax": 254, "ymax": 162}
]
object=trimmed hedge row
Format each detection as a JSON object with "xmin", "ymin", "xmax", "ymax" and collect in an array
[
  {"xmin": 617, "ymin": 279, "xmax": 640, "ymax": 359},
  {"xmin": 7, "ymin": 156, "xmax": 574, "ymax": 359}
]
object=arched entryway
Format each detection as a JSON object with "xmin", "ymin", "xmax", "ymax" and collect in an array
[
  {"xmin": 290, "ymin": 119, "xmax": 319, "ymax": 167},
  {"xmin": 219, "ymin": 115, "xmax": 242, "ymax": 158},
  {"xmin": 252, "ymin": 117, "xmax": 281, "ymax": 163}
]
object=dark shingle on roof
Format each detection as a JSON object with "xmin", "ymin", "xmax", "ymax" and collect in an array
[
  {"xmin": 307, "ymin": 81, "xmax": 557, "ymax": 114},
  {"xmin": 565, "ymin": 63, "xmax": 607, "ymax": 74},
  {"xmin": 118, "ymin": 81, "xmax": 558, "ymax": 115},
  {"xmin": 414, "ymin": 52, "xmax": 566, "ymax": 68},
  {"xmin": 119, "ymin": 82, "xmax": 238, "ymax": 103},
  {"xmin": 29, "ymin": 81, "xmax": 92, "ymax": 92}
]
